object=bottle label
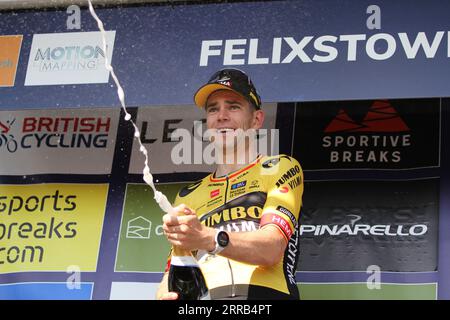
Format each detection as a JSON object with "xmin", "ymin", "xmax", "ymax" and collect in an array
[{"xmin": 171, "ymin": 255, "xmax": 199, "ymax": 267}]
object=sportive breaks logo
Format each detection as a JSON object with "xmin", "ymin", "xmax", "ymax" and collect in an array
[
  {"xmin": 294, "ymin": 98, "xmax": 440, "ymax": 170},
  {"xmin": 322, "ymin": 100, "xmax": 412, "ymax": 165},
  {"xmin": 25, "ymin": 31, "xmax": 115, "ymax": 86},
  {"xmin": 0, "ymin": 35, "xmax": 23, "ymax": 87},
  {"xmin": 324, "ymin": 100, "xmax": 409, "ymax": 133}
]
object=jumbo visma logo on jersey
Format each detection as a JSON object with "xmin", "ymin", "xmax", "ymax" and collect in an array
[{"xmin": 199, "ymin": 192, "xmax": 266, "ymax": 232}]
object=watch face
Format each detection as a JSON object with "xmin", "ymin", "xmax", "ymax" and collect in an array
[{"xmin": 217, "ymin": 231, "xmax": 229, "ymax": 247}]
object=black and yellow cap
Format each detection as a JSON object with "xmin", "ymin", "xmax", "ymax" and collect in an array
[{"xmin": 194, "ymin": 68, "xmax": 262, "ymax": 109}]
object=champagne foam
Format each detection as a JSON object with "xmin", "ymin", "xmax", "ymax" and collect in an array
[{"xmin": 88, "ymin": 0, "xmax": 173, "ymax": 213}]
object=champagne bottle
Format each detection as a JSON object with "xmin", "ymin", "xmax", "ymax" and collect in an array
[{"xmin": 168, "ymin": 246, "xmax": 210, "ymax": 300}]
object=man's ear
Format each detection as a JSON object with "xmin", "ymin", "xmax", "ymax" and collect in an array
[{"xmin": 252, "ymin": 109, "xmax": 265, "ymax": 129}]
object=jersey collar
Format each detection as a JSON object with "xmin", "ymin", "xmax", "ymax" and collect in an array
[{"xmin": 210, "ymin": 154, "xmax": 262, "ymax": 182}]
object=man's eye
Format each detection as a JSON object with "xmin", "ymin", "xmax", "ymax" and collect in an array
[
  {"xmin": 230, "ymin": 105, "xmax": 240, "ymax": 110},
  {"xmin": 207, "ymin": 107, "xmax": 217, "ymax": 113}
]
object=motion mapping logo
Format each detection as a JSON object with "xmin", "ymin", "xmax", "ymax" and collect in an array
[
  {"xmin": 25, "ymin": 31, "xmax": 116, "ymax": 86},
  {"xmin": 33, "ymin": 45, "xmax": 106, "ymax": 71}
]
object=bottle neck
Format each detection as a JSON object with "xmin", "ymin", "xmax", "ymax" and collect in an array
[
  {"xmin": 171, "ymin": 246, "xmax": 199, "ymax": 267},
  {"xmin": 172, "ymin": 246, "xmax": 191, "ymax": 257}
]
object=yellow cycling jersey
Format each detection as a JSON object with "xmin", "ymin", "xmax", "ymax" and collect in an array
[{"xmin": 168, "ymin": 154, "xmax": 304, "ymax": 299}]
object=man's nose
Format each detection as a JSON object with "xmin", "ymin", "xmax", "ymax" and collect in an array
[{"xmin": 217, "ymin": 107, "xmax": 230, "ymax": 121}]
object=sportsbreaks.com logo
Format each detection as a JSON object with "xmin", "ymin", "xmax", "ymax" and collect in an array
[
  {"xmin": 323, "ymin": 100, "xmax": 410, "ymax": 164},
  {"xmin": 0, "ymin": 116, "xmax": 111, "ymax": 153}
]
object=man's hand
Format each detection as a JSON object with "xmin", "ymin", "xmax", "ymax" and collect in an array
[
  {"xmin": 162, "ymin": 204, "xmax": 215, "ymax": 252},
  {"xmin": 158, "ymin": 292, "xmax": 179, "ymax": 300}
]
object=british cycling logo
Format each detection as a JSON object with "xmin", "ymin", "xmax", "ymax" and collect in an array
[
  {"xmin": 0, "ymin": 117, "xmax": 18, "ymax": 153},
  {"xmin": 0, "ymin": 115, "xmax": 110, "ymax": 153}
]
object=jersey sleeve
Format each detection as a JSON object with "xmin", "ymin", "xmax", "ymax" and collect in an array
[{"xmin": 259, "ymin": 155, "xmax": 304, "ymax": 242}]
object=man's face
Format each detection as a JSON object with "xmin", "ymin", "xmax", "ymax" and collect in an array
[
  {"xmin": 205, "ymin": 89, "xmax": 263, "ymax": 132},
  {"xmin": 204, "ymin": 89, "xmax": 264, "ymax": 153}
]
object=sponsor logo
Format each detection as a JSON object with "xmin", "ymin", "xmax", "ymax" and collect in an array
[
  {"xmin": 0, "ymin": 35, "xmax": 22, "ymax": 87},
  {"xmin": 286, "ymin": 228, "xmax": 299, "ymax": 285},
  {"xmin": 217, "ymin": 221, "xmax": 259, "ymax": 233},
  {"xmin": 25, "ymin": 31, "xmax": 116, "ymax": 86},
  {"xmin": 126, "ymin": 216, "xmax": 152, "ymax": 239},
  {"xmin": 295, "ymin": 99, "xmax": 440, "ymax": 170},
  {"xmin": 0, "ymin": 117, "xmax": 17, "ymax": 152},
  {"xmin": 249, "ymin": 180, "xmax": 260, "ymax": 189},
  {"xmin": 200, "ymin": 206, "xmax": 262, "ymax": 228},
  {"xmin": 200, "ymin": 191, "xmax": 266, "ymax": 232},
  {"xmin": 230, "ymin": 181, "xmax": 248, "ymax": 198},
  {"xmin": 231, "ymin": 181, "xmax": 247, "ymax": 190},
  {"xmin": 262, "ymin": 155, "xmax": 291, "ymax": 169},
  {"xmin": 261, "ymin": 213, "xmax": 293, "ymax": 239},
  {"xmin": 233, "ymin": 170, "xmax": 250, "ymax": 181},
  {"xmin": 218, "ymin": 80, "xmax": 231, "ymax": 86},
  {"xmin": 179, "ymin": 180, "xmax": 202, "ymax": 197},
  {"xmin": 210, "ymin": 189, "xmax": 220, "ymax": 198},
  {"xmin": 0, "ymin": 115, "xmax": 111, "ymax": 153},
  {"xmin": 207, "ymin": 196, "xmax": 223, "ymax": 207},
  {"xmin": 218, "ymin": 76, "xmax": 230, "ymax": 82},
  {"xmin": 278, "ymin": 186, "xmax": 289, "ymax": 193},
  {"xmin": 325, "ymin": 101, "xmax": 409, "ymax": 133},
  {"xmin": 0, "ymin": 184, "xmax": 107, "ymax": 272},
  {"xmin": 275, "ymin": 165, "xmax": 301, "ymax": 188},
  {"xmin": 0, "ymin": 119, "xmax": 13, "ymax": 134},
  {"xmin": 0, "ymin": 189, "xmax": 77, "ymax": 216},
  {"xmin": 323, "ymin": 100, "xmax": 411, "ymax": 164},
  {"xmin": 276, "ymin": 205, "xmax": 298, "ymax": 227},
  {"xmin": 299, "ymin": 214, "xmax": 428, "ymax": 237},
  {"xmin": 208, "ymin": 182, "xmax": 225, "ymax": 187}
]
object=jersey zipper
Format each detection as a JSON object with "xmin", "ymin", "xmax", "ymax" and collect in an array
[{"xmin": 224, "ymin": 175, "xmax": 236, "ymax": 297}]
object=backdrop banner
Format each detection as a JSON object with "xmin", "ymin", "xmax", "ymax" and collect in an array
[{"xmin": 0, "ymin": 0, "xmax": 449, "ymax": 300}]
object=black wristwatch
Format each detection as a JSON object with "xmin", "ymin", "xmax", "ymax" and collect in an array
[{"xmin": 208, "ymin": 230, "xmax": 229, "ymax": 255}]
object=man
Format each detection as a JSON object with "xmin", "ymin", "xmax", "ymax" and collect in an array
[{"xmin": 157, "ymin": 68, "xmax": 303, "ymax": 300}]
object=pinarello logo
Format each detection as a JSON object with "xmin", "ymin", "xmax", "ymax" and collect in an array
[
  {"xmin": 279, "ymin": 186, "xmax": 289, "ymax": 193},
  {"xmin": 299, "ymin": 214, "xmax": 428, "ymax": 237},
  {"xmin": 325, "ymin": 100, "xmax": 410, "ymax": 133},
  {"xmin": 210, "ymin": 189, "xmax": 220, "ymax": 198}
]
